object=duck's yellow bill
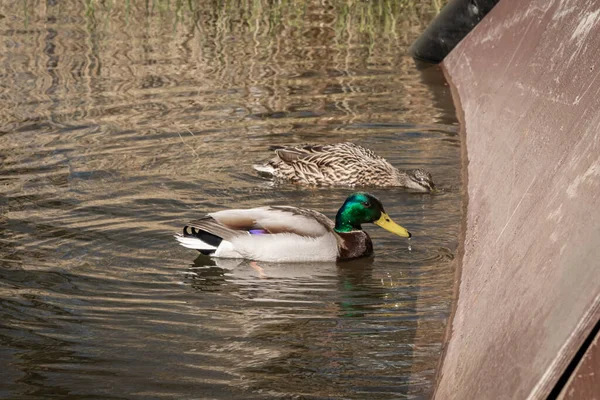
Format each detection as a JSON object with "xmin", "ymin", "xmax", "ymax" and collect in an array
[{"xmin": 374, "ymin": 212, "xmax": 411, "ymax": 238}]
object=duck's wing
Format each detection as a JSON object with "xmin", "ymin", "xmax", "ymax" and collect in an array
[
  {"xmin": 254, "ymin": 145, "xmax": 320, "ymax": 177},
  {"xmin": 271, "ymin": 144, "xmax": 338, "ymax": 164},
  {"xmin": 185, "ymin": 216, "xmax": 246, "ymax": 241},
  {"xmin": 197, "ymin": 206, "xmax": 334, "ymax": 238},
  {"xmin": 273, "ymin": 143, "xmax": 385, "ymax": 166},
  {"xmin": 270, "ymin": 145, "xmax": 314, "ymax": 162},
  {"xmin": 262, "ymin": 206, "xmax": 335, "ymax": 235}
]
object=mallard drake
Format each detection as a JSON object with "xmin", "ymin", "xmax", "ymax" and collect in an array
[
  {"xmin": 175, "ymin": 192, "xmax": 411, "ymax": 262},
  {"xmin": 253, "ymin": 142, "xmax": 435, "ymax": 192}
]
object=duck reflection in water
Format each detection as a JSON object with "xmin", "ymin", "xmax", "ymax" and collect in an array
[
  {"xmin": 185, "ymin": 253, "xmax": 376, "ymax": 300},
  {"xmin": 182, "ymin": 253, "xmax": 414, "ymax": 396}
]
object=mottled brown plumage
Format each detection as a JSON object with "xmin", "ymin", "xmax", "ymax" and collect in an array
[{"xmin": 253, "ymin": 142, "xmax": 435, "ymax": 191}]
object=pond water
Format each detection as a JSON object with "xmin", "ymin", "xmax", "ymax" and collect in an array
[{"xmin": 0, "ymin": 1, "xmax": 460, "ymax": 399}]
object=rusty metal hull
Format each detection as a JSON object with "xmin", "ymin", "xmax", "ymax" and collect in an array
[
  {"xmin": 557, "ymin": 327, "xmax": 600, "ymax": 399},
  {"xmin": 436, "ymin": 0, "xmax": 600, "ymax": 398}
]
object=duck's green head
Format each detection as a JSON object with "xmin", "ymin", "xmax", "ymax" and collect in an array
[{"xmin": 334, "ymin": 192, "xmax": 411, "ymax": 238}]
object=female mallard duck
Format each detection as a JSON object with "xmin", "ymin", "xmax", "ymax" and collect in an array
[
  {"xmin": 175, "ymin": 192, "xmax": 411, "ymax": 262},
  {"xmin": 253, "ymin": 142, "xmax": 435, "ymax": 192}
]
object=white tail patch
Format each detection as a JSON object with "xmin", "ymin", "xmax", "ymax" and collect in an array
[
  {"xmin": 174, "ymin": 234, "xmax": 242, "ymax": 258},
  {"xmin": 253, "ymin": 164, "xmax": 275, "ymax": 177},
  {"xmin": 174, "ymin": 233, "xmax": 217, "ymax": 251}
]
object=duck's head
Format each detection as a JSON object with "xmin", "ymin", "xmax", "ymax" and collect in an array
[
  {"xmin": 334, "ymin": 192, "xmax": 411, "ymax": 237},
  {"xmin": 402, "ymin": 169, "xmax": 436, "ymax": 192}
]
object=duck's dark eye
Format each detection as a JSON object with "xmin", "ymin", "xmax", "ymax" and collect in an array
[{"xmin": 362, "ymin": 201, "xmax": 371, "ymax": 208}]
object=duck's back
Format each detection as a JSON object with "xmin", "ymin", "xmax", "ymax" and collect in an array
[{"xmin": 265, "ymin": 143, "xmax": 397, "ymax": 186}]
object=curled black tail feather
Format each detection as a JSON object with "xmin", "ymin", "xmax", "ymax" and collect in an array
[{"xmin": 182, "ymin": 225, "xmax": 222, "ymax": 255}]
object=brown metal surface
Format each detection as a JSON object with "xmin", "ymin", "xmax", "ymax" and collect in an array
[
  {"xmin": 437, "ymin": 0, "xmax": 600, "ymax": 398},
  {"xmin": 557, "ymin": 328, "xmax": 600, "ymax": 399}
]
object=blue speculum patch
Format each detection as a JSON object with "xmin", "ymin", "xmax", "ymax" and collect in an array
[{"xmin": 249, "ymin": 229, "xmax": 268, "ymax": 235}]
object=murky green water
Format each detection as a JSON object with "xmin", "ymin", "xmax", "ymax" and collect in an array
[{"xmin": 0, "ymin": 1, "xmax": 459, "ymax": 399}]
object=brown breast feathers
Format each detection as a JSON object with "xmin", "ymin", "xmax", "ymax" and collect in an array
[{"xmin": 337, "ymin": 231, "xmax": 373, "ymax": 261}]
